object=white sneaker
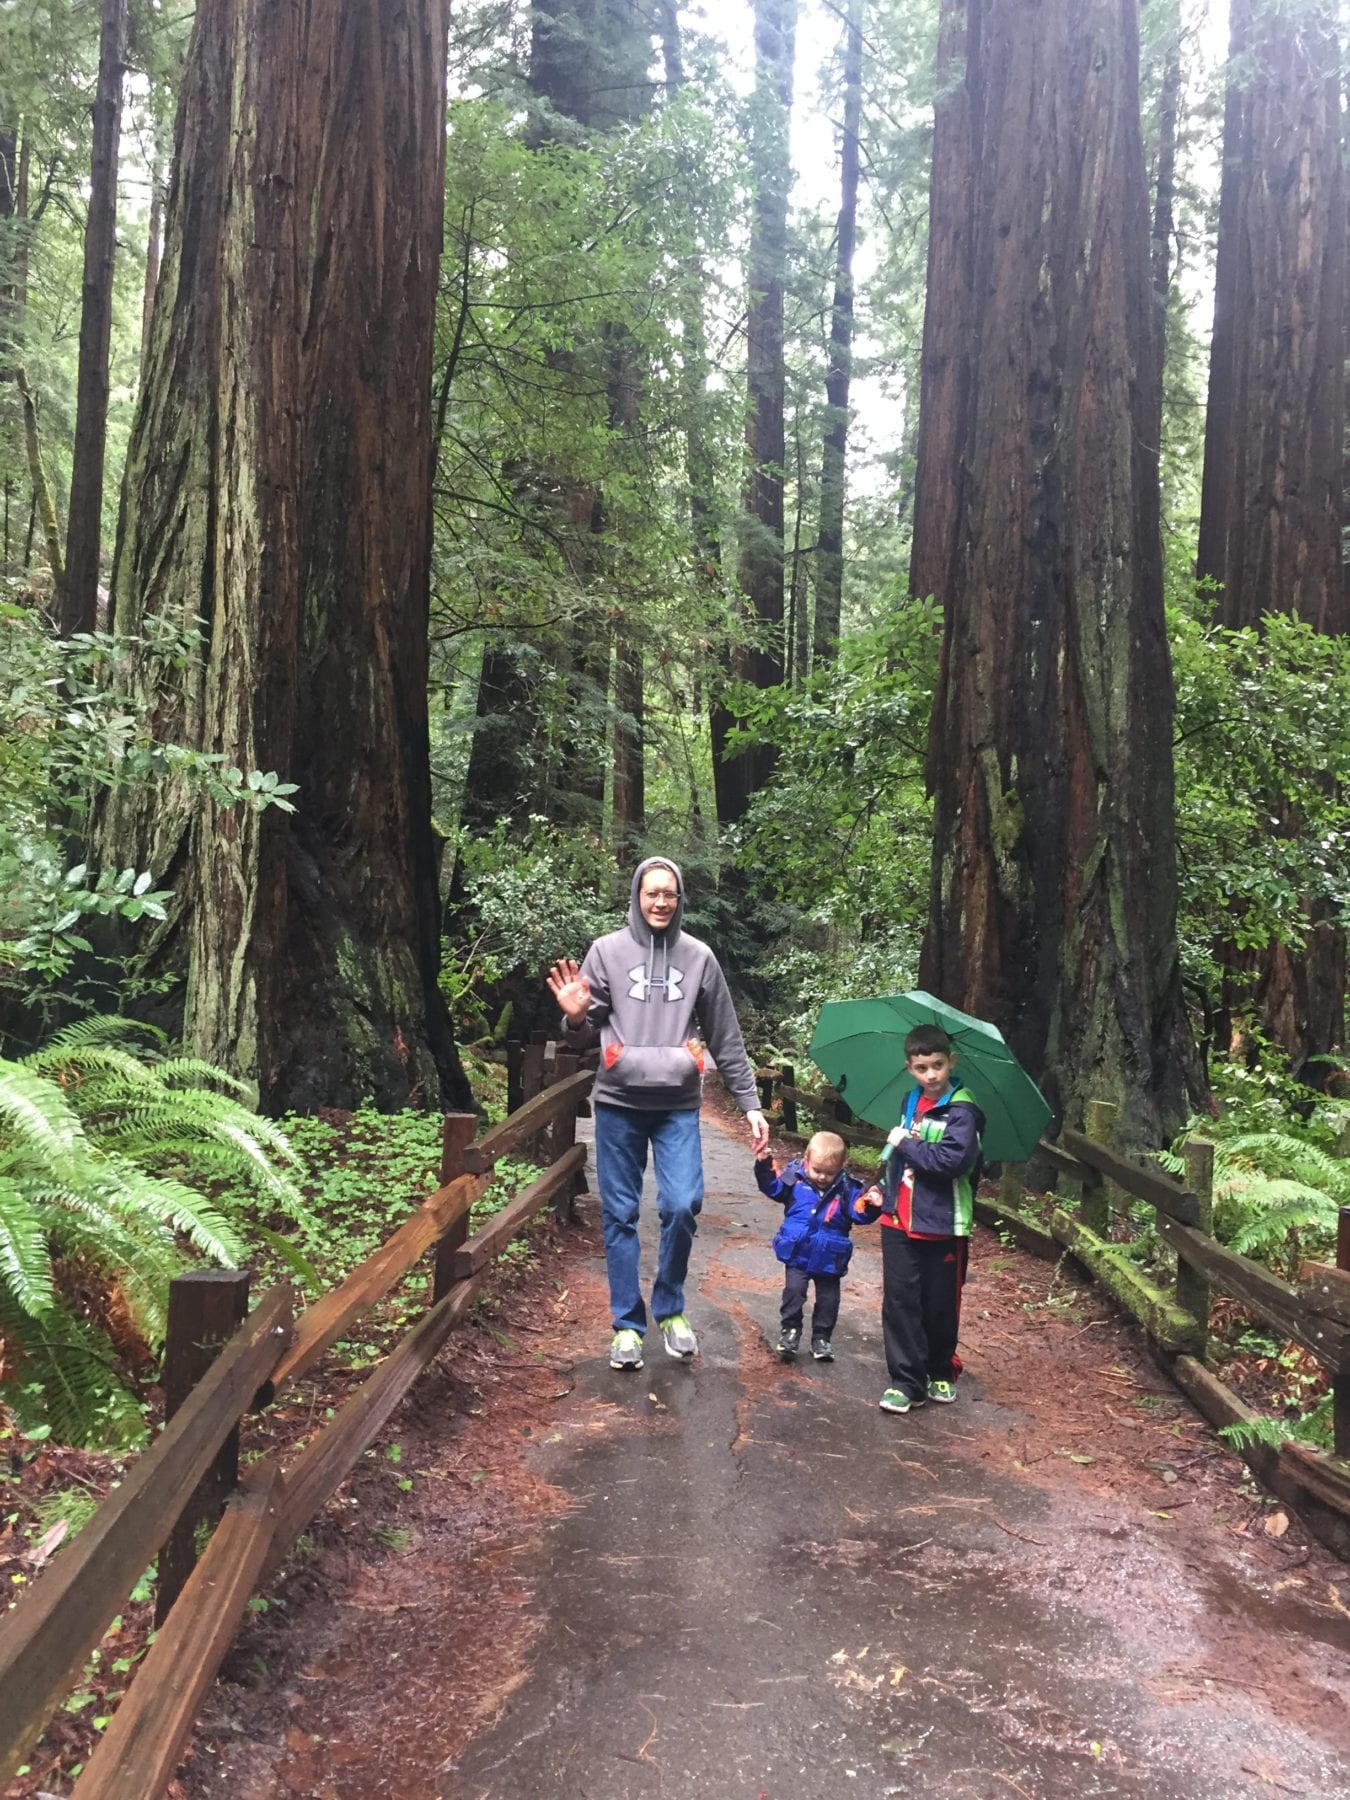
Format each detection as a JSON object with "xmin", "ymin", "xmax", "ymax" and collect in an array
[
  {"xmin": 610, "ymin": 1329, "xmax": 644, "ymax": 1370},
  {"xmin": 658, "ymin": 1314, "xmax": 698, "ymax": 1359}
]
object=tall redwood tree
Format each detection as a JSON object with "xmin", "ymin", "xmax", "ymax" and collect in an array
[
  {"xmin": 912, "ymin": 0, "xmax": 1196, "ymax": 1143},
  {"xmin": 61, "ymin": 0, "xmax": 128, "ymax": 636},
  {"xmin": 711, "ymin": 0, "xmax": 797, "ymax": 826},
  {"xmin": 100, "ymin": 0, "xmax": 467, "ymax": 1112},
  {"xmin": 1197, "ymin": 0, "xmax": 1345, "ymax": 637},
  {"xmin": 1196, "ymin": 0, "xmax": 1346, "ymax": 1071}
]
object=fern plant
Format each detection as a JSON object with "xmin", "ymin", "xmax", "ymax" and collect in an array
[
  {"xmin": 0, "ymin": 1018, "xmax": 316, "ymax": 1447},
  {"xmin": 1220, "ymin": 1392, "xmax": 1334, "ymax": 1457},
  {"xmin": 1159, "ymin": 1127, "xmax": 1350, "ymax": 1282}
]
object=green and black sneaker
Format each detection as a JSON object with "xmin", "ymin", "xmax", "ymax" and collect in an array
[{"xmin": 879, "ymin": 1387, "xmax": 922, "ymax": 1414}]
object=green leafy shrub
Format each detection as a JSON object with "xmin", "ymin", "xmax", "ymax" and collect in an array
[
  {"xmin": 0, "ymin": 597, "xmax": 297, "ymax": 1006},
  {"xmin": 1162, "ymin": 1050, "xmax": 1350, "ymax": 1282},
  {"xmin": 0, "ymin": 1017, "xmax": 312, "ymax": 1446},
  {"xmin": 442, "ymin": 818, "xmax": 617, "ymax": 1041}
]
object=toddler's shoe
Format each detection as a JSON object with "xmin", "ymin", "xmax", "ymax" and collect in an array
[
  {"xmin": 879, "ymin": 1387, "xmax": 923, "ymax": 1414},
  {"xmin": 610, "ymin": 1328, "xmax": 644, "ymax": 1370},
  {"xmin": 926, "ymin": 1378, "xmax": 957, "ymax": 1404},
  {"xmin": 810, "ymin": 1335, "xmax": 833, "ymax": 1361},
  {"xmin": 776, "ymin": 1324, "xmax": 801, "ymax": 1359}
]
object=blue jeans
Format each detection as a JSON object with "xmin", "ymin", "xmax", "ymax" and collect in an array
[{"xmin": 594, "ymin": 1103, "xmax": 704, "ymax": 1333}]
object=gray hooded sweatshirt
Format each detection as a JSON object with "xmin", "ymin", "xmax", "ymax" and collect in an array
[{"xmin": 560, "ymin": 857, "xmax": 760, "ymax": 1114}]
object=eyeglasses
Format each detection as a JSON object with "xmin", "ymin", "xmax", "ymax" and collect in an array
[{"xmin": 642, "ymin": 890, "xmax": 679, "ymax": 905}]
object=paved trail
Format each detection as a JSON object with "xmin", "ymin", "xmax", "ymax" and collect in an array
[{"xmin": 447, "ymin": 1111, "xmax": 1350, "ymax": 1800}]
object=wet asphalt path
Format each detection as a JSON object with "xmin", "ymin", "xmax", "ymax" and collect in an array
[{"xmin": 445, "ymin": 1115, "xmax": 1350, "ymax": 1800}]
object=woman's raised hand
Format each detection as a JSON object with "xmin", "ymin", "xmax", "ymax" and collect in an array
[{"xmin": 546, "ymin": 958, "xmax": 592, "ymax": 1024}]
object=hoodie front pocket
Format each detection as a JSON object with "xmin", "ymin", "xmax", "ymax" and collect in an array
[{"xmin": 603, "ymin": 1043, "xmax": 703, "ymax": 1090}]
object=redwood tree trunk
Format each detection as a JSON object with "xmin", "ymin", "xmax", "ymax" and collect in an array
[
  {"xmin": 1197, "ymin": 0, "xmax": 1345, "ymax": 635},
  {"xmin": 100, "ymin": 0, "xmax": 467, "ymax": 1113},
  {"xmin": 813, "ymin": 0, "xmax": 864, "ymax": 666},
  {"xmin": 1196, "ymin": 0, "xmax": 1347, "ymax": 1074},
  {"xmin": 62, "ymin": 0, "xmax": 128, "ymax": 637},
  {"xmin": 908, "ymin": 0, "xmax": 973, "ymax": 618},
  {"xmin": 140, "ymin": 151, "xmax": 164, "ymax": 367},
  {"xmin": 711, "ymin": 0, "xmax": 796, "ymax": 824},
  {"xmin": 916, "ymin": 0, "xmax": 1197, "ymax": 1144}
]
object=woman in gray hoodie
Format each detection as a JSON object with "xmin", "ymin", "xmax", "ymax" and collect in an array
[{"xmin": 547, "ymin": 857, "xmax": 769, "ymax": 1370}]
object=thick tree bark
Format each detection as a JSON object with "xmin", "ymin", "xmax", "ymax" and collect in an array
[
  {"xmin": 62, "ymin": 0, "xmax": 128, "ymax": 638},
  {"xmin": 711, "ymin": 0, "xmax": 797, "ymax": 825},
  {"xmin": 1197, "ymin": 0, "xmax": 1345, "ymax": 634},
  {"xmin": 916, "ymin": 0, "xmax": 1197, "ymax": 1145},
  {"xmin": 1146, "ymin": 2, "xmax": 1181, "ymax": 453},
  {"xmin": 908, "ymin": 0, "xmax": 973, "ymax": 618},
  {"xmin": 813, "ymin": 0, "xmax": 864, "ymax": 666},
  {"xmin": 99, "ymin": 0, "xmax": 467, "ymax": 1113},
  {"xmin": 611, "ymin": 624, "xmax": 644, "ymax": 849},
  {"xmin": 140, "ymin": 151, "xmax": 164, "ymax": 368},
  {"xmin": 1197, "ymin": 0, "xmax": 1347, "ymax": 1073}
]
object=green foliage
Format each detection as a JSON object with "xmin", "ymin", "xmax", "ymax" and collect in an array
[
  {"xmin": 0, "ymin": 1017, "xmax": 310, "ymax": 1446},
  {"xmin": 1220, "ymin": 1392, "xmax": 1333, "ymax": 1457},
  {"xmin": 430, "ymin": 86, "xmax": 744, "ymax": 826},
  {"xmin": 0, "ymin": 598, "xmax": 299, "ymax": 1008},
  {"xmin": 442, "ymin": 818, "xmax": 619, "ymax": 1041},
  {"xmin": 1161, "ymin": 1051, "xmax": 1350, "ymax": 1280},
  {"xmin": 1171, "ymin": 610, "xmax": 1350, "ymax": 1016},
  {"xmin": 255, "ymin": 1101, "xmax": 544, "ymax": 1290},
  {"xmin": 725, "ymin": 607, "xmax": 938, "ymax": 1047}
]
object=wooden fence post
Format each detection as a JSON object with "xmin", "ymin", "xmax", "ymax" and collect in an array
[
  {"xmin": 155, "ymin": 1270, "xmax": 250, "ymax": 1625},
  {"xmin": 1079, "ymin": 1099, "xmax": 1115, "ymax": 1237},
  {"xmin": 432, "ymin": 1114, "xmax": 478, "ymax": 1303},
  {"xmin": 780, "ymin": 1064, "xmax": 797, "ymax": 1135},
  {"xmin": 998, "ymin": 1161, "xmax": 1026, "ymax": 1215},
  {"xmin": 1336, "ymin": 1207, "xmax": 1350, "ymax": 1457},
  {"xmin": 548, "ymin": 1051, "xmax": 583, "ymax": 1218},
  {"xmin": 757, "ymin": 1069, "xmax": 775, "ymax": 1113},
  {"xmin": 506, "ymin": 1038, "xmax": 525, "ymax": 1115},
  {"xmin": 1178, "ymin": 1138, "xmax": 1215, "ymax": 1362}
]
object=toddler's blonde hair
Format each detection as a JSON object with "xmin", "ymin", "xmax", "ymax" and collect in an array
[{"xmin": 805, "ymin": 1130, "xmax": 847, "ymax": 1173}]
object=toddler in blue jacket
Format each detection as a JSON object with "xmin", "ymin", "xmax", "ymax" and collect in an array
[{"xmin": 754, "ymin": 1130, "xmax": 866, "ymax": 1361}]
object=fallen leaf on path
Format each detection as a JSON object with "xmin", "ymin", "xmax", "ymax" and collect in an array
[
  {"xmin": 889, "ymin": 1665, "xmax": 909, "ymax": 1687},
  {"xmin": 1263, "ymin": 1510, "xmax": 1289, "ymax": 1538}
]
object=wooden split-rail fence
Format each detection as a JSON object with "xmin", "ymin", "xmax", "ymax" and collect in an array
[
  {"xmin": 761, "ymin": 1065, "xmax": 1350, "ymax": 1562},
  {"xmin": 0, "ymin": 1045, "xmax": 596, "ymax": 1798}
]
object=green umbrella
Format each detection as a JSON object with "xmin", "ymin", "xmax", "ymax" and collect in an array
[{"xmin": 808, "ymin": 990, "xmax": 1052, "ymax": 1162}]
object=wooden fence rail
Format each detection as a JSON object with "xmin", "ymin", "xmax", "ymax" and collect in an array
[
  {"xmin": 756, "ymin": 1065, "xmax": 1350, "ymax": 1560},
  {"xmin": 0, "ymin": 1054, "xmax": 594, "ymax": 1795}
]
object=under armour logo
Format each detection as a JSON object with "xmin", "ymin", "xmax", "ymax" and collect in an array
[{"xmin": 628, "ymin": 964, "xmax": 685, "ymax": 1001}]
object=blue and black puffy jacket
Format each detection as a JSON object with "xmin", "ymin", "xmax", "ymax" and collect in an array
[{"xmin": 754, "ymin": 1157, "xmax": 864, "ymax": 1277}]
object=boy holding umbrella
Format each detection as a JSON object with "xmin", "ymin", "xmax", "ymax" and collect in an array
[{"xmin": 811, "ymin": 993, "xmax": 1050, "ymax": 1416}]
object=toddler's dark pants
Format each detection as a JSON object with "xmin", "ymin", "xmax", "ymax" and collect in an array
[
  {"xmin": 780, "ymin": 1267, "xmax": 842, "ymax": 1336},
  {"xmin": 880, "ymin": 1228, "xmax": 968, "ymax": 1399}
]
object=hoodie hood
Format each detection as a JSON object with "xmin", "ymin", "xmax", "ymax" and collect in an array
[{"xmin": 628, "ymin": 857, "xmax": 684, "ymax": 947}]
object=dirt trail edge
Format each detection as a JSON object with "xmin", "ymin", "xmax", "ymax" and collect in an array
[{"xmin": 184, "ymin": 1103, "xmax": 1350, "ymax": 1800}]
